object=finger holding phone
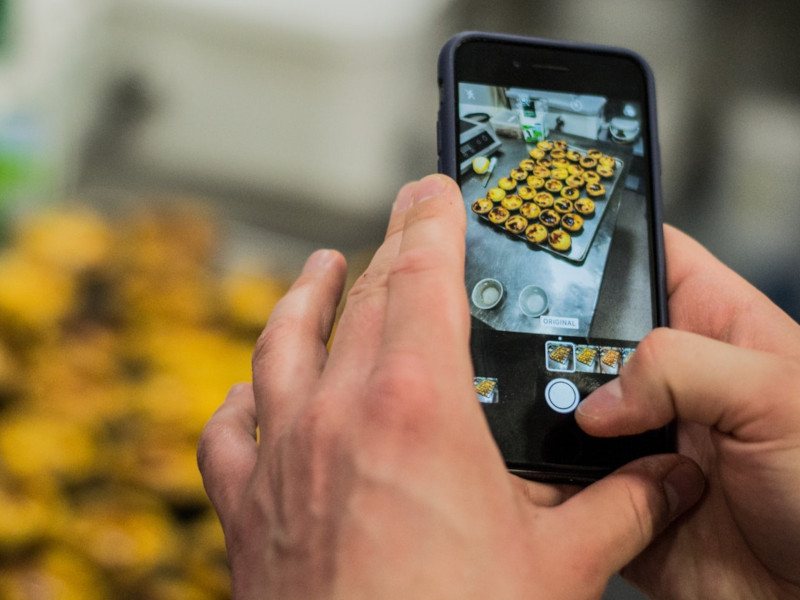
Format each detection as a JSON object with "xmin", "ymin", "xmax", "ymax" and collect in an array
[{"xmin": 578, "ymin": 225, "xmax": 800, "ymax": 599}]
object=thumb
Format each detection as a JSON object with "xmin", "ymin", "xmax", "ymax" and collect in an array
[
  {"xmin": 575, "ymin": 327, "xmax": 799, "ymax": 441},
  {"xmin": 554, "ymin": 454, "xmax": 705, "ymax": 574}
]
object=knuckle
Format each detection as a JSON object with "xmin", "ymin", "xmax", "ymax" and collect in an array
[
  {"xmin": 292, "ymin": 400, "xmax": 334, "ymax": 447},
  {"xmin": 252, "ymin": 312, "xmax": 297, "ymax": 370},
  {"xmin": 387, "ymin": 245, "xmax": 445, "ymax": 282},
  {"xmin": 756, "ymin": 358, "xmax": 800, "ymax": 430},
  {"xmin": 625, "ymin": 479, "xmax": 660, "ymax": 548},
  {"xmin": 344, "ymin": 270, "xmax": 386, "ymax": 307},
  {"xmin": 407, "ymin": 192, "xmax": 467, "ymax": 232},
  {"xmin": 599, "ymin": 470, "xmax": 666, "ymax": 565},
  {"xmin": 366, "ymin": 351, "xmax": 440, "ymax": 434},
  {"xmin": 251, "ymin": 272, "xmax": 331, "ymax": 369},
  {"xmin": 196, "ymin": 419, "xmax": 224, "ymax": 476},
  {"xmin": 629, "ymin": 327, "xmax": 674, "ymax": 372}
]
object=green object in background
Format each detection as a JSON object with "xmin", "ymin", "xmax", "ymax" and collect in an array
[
  {"xmin": 0, "ymin": 0, "xmax": 58, "ymax": 222},
  {"xmin": 0, "ymin": 0, "xmax": 54, "ymax": 217},
  {"xmin": 0, "ymin": 0, "xmax": 8, "ymax": 51},
  {"xmin": 1, "ymin": 113, "xmax": 49, "ymax": 209}
]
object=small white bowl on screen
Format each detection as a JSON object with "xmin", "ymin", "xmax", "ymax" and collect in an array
[
  {"xmin": 519, "ymin": 285, "xmax": 548, "ymax": 317},
  {"xmin": 471, "ymin": 278, "xmax": 504, "ymax": 310}
]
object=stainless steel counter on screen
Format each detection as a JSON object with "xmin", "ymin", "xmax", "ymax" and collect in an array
[{"xmin": 463, "ymin": 136, "xmax": 630, "ymax": 338}]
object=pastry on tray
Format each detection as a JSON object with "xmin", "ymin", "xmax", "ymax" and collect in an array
[
  {"xmin": 526, "ymin": 175, "xmax": 545, "ymax": 190},
  {"xmin": 471, "ymin": 198, "xmax": 493, "ymax": 214},
  {"xmin": 488, "ymin": 206, "xmax": 510, "ymax": 224},
  {"xmin": 487, "ymin": 187, "xmax": 507, "ymax": 202},
  {"xmin": 525, "ymin": 222, "xmax": 548, "ymax": 243},
  {"xmin": 505, "ymin": 214, "xmax": 528, "ymax": 234},
  {"xmin": 544, "ymin": 179, "xmax": 564, "ymax": 193},
  {"xmin": 567, "ymin": 164, "xmax": 585, "ymax": 177},
  {"xmin": 539, "ymin": 209, "xmax": 561, "ymax": 228},
  {"xmin": 517, "ymin": 185, "xmax": 536, "ymax": 200},
  {"xmin": 501, "ymin": 194, "xmax": 523, "ymax": 211},
  {"xmin": 561, "ymin": 213, "xmax": 584, "ymax": 232},
  {"xmin": 554, "ymin": 199, "xmax": 574, "ymax": 214},
  {"xmin": 586, "ymin": 182, "xmax": 606, "ymax": 197},
  {"xmin": 598, "ymin": 155, "xmax": 616, "ymax": 168},
  {"xmin": 565, "ymin": 175, "xmax": 584, "ymax": 189},
  {"xmin": 574, "ymin": 197, "xmax": 596, "ymax": 216},
  {"xmin": 519, "ymin": 202, "xmax": 541, "ymax": 220},
  {"xmin": 532, "ymin": 165, "xmax": 551, "ymax": 179},
  {"xmin": 498, "ymin": 177, "xmax": 517, "ymax": 191},
  {"xmin": 583, "ymin": 171, "xmax": 600, "ymax": 184},
  {"xmin": 533, "ymin": 191, "xmax": 554, "ymax": 208},
  {"xmin": 510, "ymin": 167, "xmax": 528, "ymax": 181},
  {"xmin": 548, "ymin": 228, "xmax": 572, "ymax": 251},
  {"xmin": 596, "ymin": 164, "xmax": 615, "ymax": 178},
  {"xmin": 560, "ymin": 186, "xmax": 580, "ymax": 200}
]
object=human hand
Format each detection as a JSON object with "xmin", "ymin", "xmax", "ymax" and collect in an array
[
  {"xmin": 577, "ymin": 225, "xmax": 800, "ymax": 599},
  {"xmin": 197, "ymin": 176, "xmax": 704, "ymax": 600}
]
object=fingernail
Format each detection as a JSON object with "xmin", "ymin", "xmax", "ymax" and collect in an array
[
  {"xmin": 663, "ymin": 459, "xmax": 705, "ymax": 518},
  {"xmin": 411, "ymin": 174, "xmax": 449, "ymax": 206},
  {"xmin": 392, "ymin": 183, "xmax": 415, "ymax": 214},
  {"xmin": 576, "ymin": 377, "xmax": 623, "ymax": 420},
  {"xmin": 303, "ymin": 249, "xmax": 336, "ymax": 274}
]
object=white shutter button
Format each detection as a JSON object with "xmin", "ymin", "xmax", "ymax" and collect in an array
[{"xmin": 544, "ymin": 378, "xmax": 580, "ymax": 414}]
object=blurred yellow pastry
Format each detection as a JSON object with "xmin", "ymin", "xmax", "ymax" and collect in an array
[
  {"xmin": 487, "ymin": 187, "xmax": 507, "ymax": 202},
  {"xmin": 561, "ymin": 213, "xmax": 584, "ymax": 232},
  {"xmin": 501, "ymin": 194, "xmax": 523, "ymax": 211},
  {"xmin": 505, "ymin": 215, "xmax": 528, "ymax": 235},
  {"xmin": 471, "ymin": 198, "xmax": 493, "ymax": 215},
  {"xmin": 548, "ymin": 228, "xmax": 572, "ymax": 251},
  {"xmin": 519, "ymin": 202, "xmax": 541, "ymax": 220},
  {"xmin": 525, "ymin": 223, "xmax": 548, "ymax": 244}
]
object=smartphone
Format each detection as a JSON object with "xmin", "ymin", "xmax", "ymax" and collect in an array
[{"xmin": 437, "ymin": 32, "xmax": 672, "ymax": 483}]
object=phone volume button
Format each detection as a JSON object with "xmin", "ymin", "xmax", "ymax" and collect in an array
[{"xmin": 436, "ymin": 117, "xmax": 443, "ymax": 172}]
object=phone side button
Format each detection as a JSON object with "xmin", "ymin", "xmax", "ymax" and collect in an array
[{"xmin": 544, "ymin": 378, "xmax": 580, "ymax": 414}]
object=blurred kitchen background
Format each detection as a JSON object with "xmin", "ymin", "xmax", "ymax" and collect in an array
[{"xmin": 1, "ymin": 0, "xmax": 798, "ymax": 598}]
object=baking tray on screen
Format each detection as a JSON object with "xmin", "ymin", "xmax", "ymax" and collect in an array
[{"xmin": 471, "ymin": 141, "xmax": 625, "ymax": 264}]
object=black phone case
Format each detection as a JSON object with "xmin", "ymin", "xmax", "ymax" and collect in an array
[{"xmin": 437, "ymin": 32, "xmax": 672, "ymax": 483}]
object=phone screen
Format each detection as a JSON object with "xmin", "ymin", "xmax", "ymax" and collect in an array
[{"xmin": 439, "ymin": 34, "xmax": 670, "ymax": 481}]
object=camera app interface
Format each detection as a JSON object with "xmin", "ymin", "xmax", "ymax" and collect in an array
[{"xmin": 459, "ymin": 82, "xmax": 658, "ymax": 466}]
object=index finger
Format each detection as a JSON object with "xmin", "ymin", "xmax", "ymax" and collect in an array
[
  {"xmin": 664, "ymin": 225, "xmax": 798, "ymax": 353},
  {"xmin": 251, "ymin": 249, "xmax": 347, "ymax": 443},
  {"xmin": 379, "ymin": 175, "xmax": 470, "ymax": 374}
]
